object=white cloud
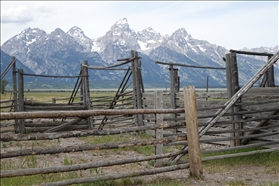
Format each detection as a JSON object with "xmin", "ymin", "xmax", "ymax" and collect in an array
[{"xmin": 1, "ymin": 5, "xmax": 33, "ymax": 24}]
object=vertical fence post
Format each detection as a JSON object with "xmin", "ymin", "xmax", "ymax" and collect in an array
[
  {"xmin": 80, "ymin": 64, "xmax": 84, "ymax": 103},
  {"xmin": 12, "ymin": 56, "xmax": 19, "ymax": 133},
  {"xmin": 183, "ymin": 86, "xmax": 203, "ymax": 178},
  {"xmin": 169, "ymin": 64, "xmax": 178, "ymax": 133},
  {"xmin": 231, "ymin": 52, "xmax": 242, "ymax": 146},
  {"xmin": 155, "ymin": 90, "xmax": 163, "ymax": 166},
  {"xmin": 17, "ymin": 69, "xmax": 25, "ymax": 134},
  {"xmin": 131, "ymin": 50, "xmax": 144, "ymax": 126},
  {"xmin": 226, "ymin": 52, "xmax": 242, "ymax": 146},
  {"xmin": 82, "ymin": 60, "xmax": 94, "ymax": 129}
]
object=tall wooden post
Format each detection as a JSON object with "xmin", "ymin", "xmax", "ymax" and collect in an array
[
  {"xmin": 183, "ymin": 86, "xmax": 203, "ymax": 178},
  {"xmin": 80, "ymin": 64, "xmax": 84, "ymax": 103},
  {"xmin": 131, "ymin": 50, "xmax": 144, "ymax": 126},
  {"xmin": 225, "ymin": 52, "xmax": 242, "ymax": 146},
  {"xmin": 17, "ymin": 69, "xmax": 25, "ymax": 134},
  {"xmin": 169, "ymin": 65, "xmax": 178, "ymax": 132},
  {"xmin": 82, "ymin": 60, "xmax": 94, "ymax": 129},
  {"xmin": 155, "ymin": 90, "xmax": 163, "ymax": 166},
  {"xmin": 12, "ymin": 57, "xmax": 19, "ymax": 133}
]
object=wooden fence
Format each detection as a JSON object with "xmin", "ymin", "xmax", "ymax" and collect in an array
[{"xmin": 1, "ymin": 87, "xmax": 278, "ymax": 185}]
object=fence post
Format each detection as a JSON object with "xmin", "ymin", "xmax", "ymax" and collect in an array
[
  {"xmin": 226, "ymin": 52, "xmax": 242, "ymax": 146},
  {"xmin": 183, "ymin": 86, "xmax": 203, "ymax": 178},
  {"xmin": 131, "ymin": 50, "xmax": 144, "ymax": 126},
  {"xmin": 82, "ymin": 60, "xmax": 94, "ymax": 129},
  {"xmin": 155, "ymin": 90, "xmax": 163, "ymax": 166},
  {"xmin": 169, "ymin": 64, "xmax": 178, "ymax": 133},
  {"xmin": 17, "ymin": 69, "xmax": 25, "ymax": 134},
  {"xmin": 12, "ymin": 56, "xmax": 19, "ymax": 133}
]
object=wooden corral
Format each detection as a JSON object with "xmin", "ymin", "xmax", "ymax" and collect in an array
[{"xmin": 0, "ymin": 49, "xmax": 278, "ymax": 184}]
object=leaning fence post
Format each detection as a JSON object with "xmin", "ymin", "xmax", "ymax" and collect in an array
[
  {"xmin": 183, "ymin": 86, "xmax": 203, "ymax": 178},
  {"xmin": 155, "ymin": 90, "xmax": 163, "ymax": 166}
]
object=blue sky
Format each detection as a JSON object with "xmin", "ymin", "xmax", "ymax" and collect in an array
[{"xmin": 1, "ymin": 1, "xmax": 278, "ymax": 49}]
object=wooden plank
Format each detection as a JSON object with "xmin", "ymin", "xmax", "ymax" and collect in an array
[
  {"xmin": 155, "ymin": 91, "xmax": 164, "ymax": 165},
  {"xmin": 183, "ymin": 86, "xmax": 203, "ymax": 178}
]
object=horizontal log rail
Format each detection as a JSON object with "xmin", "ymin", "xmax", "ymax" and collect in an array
[
  {"xmin": 200, "ymin": 131, "xmax": 279, "ymax": 144},
  {"xmin": 5, "ymin": 122, "xmax": 188, "ymax": 141},
  {"xmin": 201, "ymin": 141, "xmax": 279, "ymax": 154},
  {"xmin": 0, "ymin": 105, "xmax": 14, "ymax": 109},
  {"xmin": 0, "ymin": 108, "xmax": 185, "ymax": 120},
  {"xmin": 229, "ymin": 49, "xmax": 274, "ymax": 56},
  {"xmin": 234, "ymin": 99, "xmax": 279, "ymax": 106},
  {"xmin": 155, "ymin": 61, "xmax": 226, "ymax": 70},
  {"xmin": 43, "ymin": 163, "xmax": 189, "ymax": 186},
  {"xmin": 204, "ymin": 123, "xmax": 279, "ymax": 135},
  {"xmin": 0, "ymin": 149, "xmax": 187, "ymax": 178},
  {"xmin": 22, "ymin": 73, "xmax": 86, "ymax": 78},
  {"xmin": 25, "ymin": 105, "xmax": 87, "ymax": 110},
  {"xmin": 0, "ymin": 99, "xmax": 15, "ymax": 104},
  {"xmin": 0, "ymin": 135, "xmax": 187, "ymax": 158},
  {"xmin": 24, "ymin": 101, "xmax": 82, "ymax": 106}
]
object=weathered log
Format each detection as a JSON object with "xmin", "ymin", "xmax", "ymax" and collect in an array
[
  {"xmin": 24, "ymin": 101, "xmax": 77, "ymax": 106},
  {"xmin": 201, "ymin": 140, "xmax": 279, "ymax": 155},
  {"xmin": 204, "ymin": 123, "xmax": 279, "ymax": 135},
  {"xmin": 200, "ymin": 131, "xmax": 279, "ymax": 144},
  {"xmin": 0, "ymin": 122, "xmax": 15, "ymax": 127},
  {"xmin": 0, "ymin": 108, "xmax": 185, "ymax": 120},
  {"xmin": 43, "ymin": 163, "xmax": 190, "ymax": 186},
  {"xmin": 229, "ymin": 49, "xmax": 274, "ymax": 56},
  {"xmin": 235, "ymin": 99, "xmax": 279, "ymax": 106},
  {"xmin": 198, "ymin": 114, "xmax": 279, "ymax": 126},
  {"xmin": 25, "ymin": 125, "xmax": 88, "ymax": 133},
  {"xmin": 0, "ymin": 122, "xmax": 186, "ymax": 142},
  {"xmin": 25, "ymin": 105, "xmax": 87, "ymax": 110},
  {"xmin": 174, "ymin": 148, "xmax": 278, "ymax": 166},
  {"xmin": 0, "ymin": 149, "xmax": 187, "ymax": 178},
  {"xmin": 0, "ymin": 135, "xmax": 186, "ymax": 159},
  {"xmin": 44, "ymin": 118, "xmax": 83, "ymax": 133},
  {"xmin": 24, "ymin": 121, "xmax": 88, "ymax": 127}
]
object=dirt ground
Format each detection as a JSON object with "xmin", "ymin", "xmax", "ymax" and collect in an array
[{"xmin": 1, "ymin": 136, "xmax": 278, "ymax": 186}]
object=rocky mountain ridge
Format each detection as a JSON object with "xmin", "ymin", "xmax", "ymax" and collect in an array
[{"xmin": 1, "ymin": 17, "xmax": 278, "ymax": 88}]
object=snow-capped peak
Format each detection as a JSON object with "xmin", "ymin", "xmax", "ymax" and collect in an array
[
  {"xmin": 67, "ymin": 26, "xmax": 84, "ymax": 35},
  {"xmin": 116, "ymin": 17, "xmax": 128, "ymax": 25},
  {"xmin": 67, "ymin": 26, "xmax": 93, "ymax": 52}
]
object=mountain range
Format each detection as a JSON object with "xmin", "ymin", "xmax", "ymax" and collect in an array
[{"xmin": 1, "ymin": 17, "xmax": 278, "ymax": 89}]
